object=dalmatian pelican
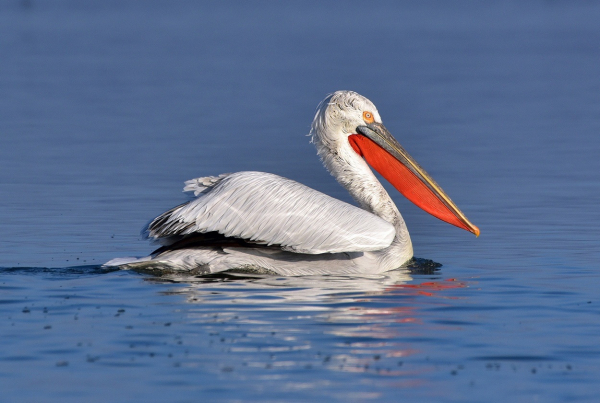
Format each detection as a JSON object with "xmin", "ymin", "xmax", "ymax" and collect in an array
[{"xmin": 105, "ymin": 91, "xmax": 478, "ymax": 275}]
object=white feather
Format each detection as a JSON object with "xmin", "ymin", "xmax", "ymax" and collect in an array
[
  {"xmin": 183, "ymin": 173, "xmax": 231, "ymax": 196},
  {"xmin": 146, "ymin": 171, "xmax": 396, "ymax": 254}
]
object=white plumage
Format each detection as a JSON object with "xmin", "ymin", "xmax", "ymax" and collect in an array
[
  {"xmin": 147, "ymin": 171, "xmax": 395, "ymax": 254},
  {"xmin": 105, "ymin": 90, "xmax": 478, "ymax": 275}
]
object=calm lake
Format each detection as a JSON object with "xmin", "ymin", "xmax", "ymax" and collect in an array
[{"xmin": 1, "ymin": 1, "xmax": 599, "ymax": 401}]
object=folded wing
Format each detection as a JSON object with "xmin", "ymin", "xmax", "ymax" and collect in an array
[{"xmin": 145, "ymin": 171, "xmax": 395, "ymax": 254}]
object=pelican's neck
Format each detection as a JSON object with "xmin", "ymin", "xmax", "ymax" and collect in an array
[
  {"xmin": 314, "ymin": 133, "xmax": 413, "ymax": 265},
  {"xmin": 325, "ymin": 147, "xmax": 399, "ymax": 222},
  {"xmin": 309, "ymin": 91, "xmax": 413, "ymax": 269}
]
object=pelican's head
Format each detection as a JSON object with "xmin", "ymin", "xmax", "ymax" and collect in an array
[
  {"xmin": 310, "ymin": 91, "xmax": 382, "ymax": 147},
  {"xmin": 310, "ymin": 90, "xmax": 480, "ymax": 237}
]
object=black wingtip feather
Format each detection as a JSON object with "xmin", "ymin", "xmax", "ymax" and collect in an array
[{"xmin": 143, "ymin": 201, "xmax": 191, "ymax": 239}]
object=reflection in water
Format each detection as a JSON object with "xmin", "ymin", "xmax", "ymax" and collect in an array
[
  {"xmin": 157, "ymin": 269, "xmax": 413, "ymax": 303},
  {"xmin": 151, "ymin": 269, "xmax": 469, "ymax": 393}
]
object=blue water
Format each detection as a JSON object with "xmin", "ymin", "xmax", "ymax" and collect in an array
[{"xmin": 1, "ymin": 1, "xmax": 599, "ymax": 401}]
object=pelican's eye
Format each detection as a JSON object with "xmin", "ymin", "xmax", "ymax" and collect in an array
[{"xmin": 363, "ymin": 111, "xmax": 374, "ymax": 124}]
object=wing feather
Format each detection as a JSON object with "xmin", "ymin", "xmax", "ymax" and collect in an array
[{"xmin": 145, "ymin": 171, "xmax": 395, "ymax": 254}]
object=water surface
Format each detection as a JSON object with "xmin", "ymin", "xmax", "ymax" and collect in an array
[{"xmin": 1, "ymin": 1, "xmax": 599, "ymax": 401}]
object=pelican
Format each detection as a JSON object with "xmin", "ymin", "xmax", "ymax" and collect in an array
[{"xmin": 106, "ymin": 91, "xmax": 479, "ymax": 276}]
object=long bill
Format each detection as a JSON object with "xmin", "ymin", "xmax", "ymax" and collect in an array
[{"xmin": 349, "ymin": 122, "xmax": 480, "ymax": 236}]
